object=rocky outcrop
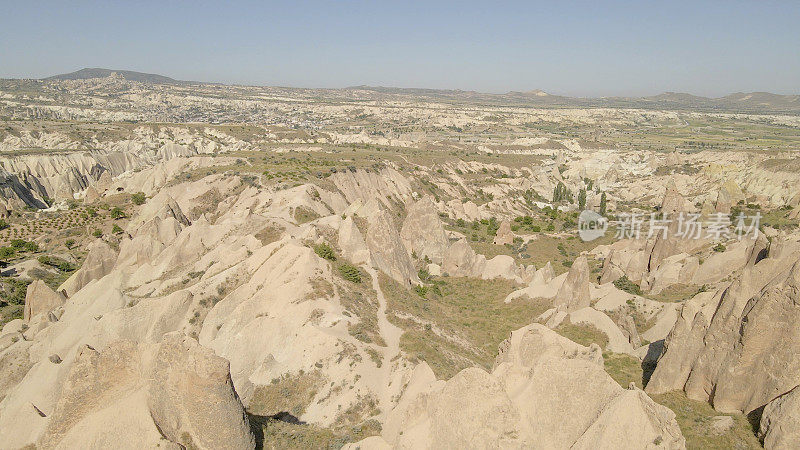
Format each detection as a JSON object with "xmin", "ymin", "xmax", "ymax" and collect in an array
[
  {"xmin": 365, "ymin": 209, "xmax": 419, "ymax": 286},
  {"xmin": 442, "ymin": 238, "xmax": 486, "ymax": 277},
  {"xmin": 647, "ymin": 179, "xmax": 690, "ymax": 272},
  {"xmin": 338, "ymin": 216, "xmax": 371, "ymax": 265},
  {"xmin": 36, "ymin": 341, "xmax": 166, "ymax": 450},
  {"xmin": 95, "ymin": 170, "xmax": 112, "ymax": 193},
  {"xmin": 553, "ymin": 256, "xmax": 591, "ymax": 312},
  {"xmin": 149, "ymin": 333, "xmax": 255, "ymax": 450},
  {"xmin": 647, "ymin": 249, "xmax": 800, "ymax": 415},
  {"xmin": 331, "ymin": 168, "xmax": 413, "ymax": 210},
  {"xmin": 157, "ymin": 142, "xmax": 197, "ymax": 160},
  {"xmin": 23, "ymin": 280, "xmax": 66, "ymax": 322},
  {"xmin": 400, "ymin": 196, "xmax": 449, "ymax": 264},
  {"xmin": 0, "ymin": 150, "xmax": 147, "ymax": 208},
  {"xmin": 492, "ymin": 220, "xmax": 514, "ymax": 246},
  {"xmin": 349, "ymin": 324, "xmax": 684, "ymax": 448},
  {"xmin": 715, "ymin": 180, "xmax": 744, "ymax": 214},
  {"xmin": 60, "ymin": 240, "xmax": 118, "ymax": 296},
  {"xmin": 36, "ymin": 335, "xmax": 254, "ymax": 450},
  {"xmin": 760, "ymin": 385, "xmax": 800, "ymax": 449},
  {"xmin": 127, "ymin": 192, "xmax": 190, "ymax": 232},
  {"xmin": 83, "ymin": 185, "xmax": 100, "ymax": 203}
]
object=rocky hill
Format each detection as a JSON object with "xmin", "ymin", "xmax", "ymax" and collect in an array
[
  {"xmin": 45, "ymin": 68, "xmax": 181, "ymax": 85},
  {"xmin": 0, "ymin": 75, "xmax": 798, "ymax": 448}
]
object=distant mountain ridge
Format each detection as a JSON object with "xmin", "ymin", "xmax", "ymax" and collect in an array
[
  {"xmin": 39, "ymin": 69, "xmax": 799, "ymax": 113},
  {"xmin": 45, "ymin": 68, "xmax": 181, "ymax": 84}
]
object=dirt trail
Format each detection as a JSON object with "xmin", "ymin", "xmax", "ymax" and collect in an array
[
  {"xmin": 366, "ymin": 267, "xmax": 401, "ymax": 361},
  {"xmin": 365, "ymin": 266, "xmax": 403, "ymax": 415}
]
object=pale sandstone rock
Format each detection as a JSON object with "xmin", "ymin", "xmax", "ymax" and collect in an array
[
  {"xmin": 36, "ymin": 341, "xmax": 166, "ymax": 450},
  {"xmin": 24, "ymin": 280, "xmax": 66, "ymax": 322},
  {"xmin": 338, "ymin": 216, "xmax": 371, "ymax": 265},
  {"xmin": 493, "ymin": 219, "xmax": 514, "ymax": 246},
  {"xmin": 83, "ymin": 185, "xmax": 100, "ymax": 203},
  {"xmin": 568, "ymin": 307, "xmax": 636, "ymax": 355},
  {"xmin": 760, "ymin": 385, "xmax": 800, "ymax": 449},
  {"xmin": 481, "ymin": 255, "xmax": 523, "ymax": 282},
  {"xmin": 714, "ymin": 186, "xmax": 733, "ymax": 214},
  {"xmin": 0, "ymin": 342, "xmax": 34, "ymax": 401},
  {"xmin": 365, "ymin": 209, "xmax": 419, "ymax": 286},
  {"xmin": 442, "ymin": 238, "xmax": 486, "ymax": 277},
  {"xmin": 95, "ymin": 170, "xmax": 112, "ymax": 193},
  {"xmin": 400, "ymin": 196, "xmax": 449, "ymax": 264},
  {"xmin": 352, "ymin": 324, "xmax": 684, "ymax": 449},
  {"xmin": 35, "ymin": 334, "xmax": 254, "ymax": 450},
  {"xmin": 553, "ymin": 255, "xmax": 591, "ymax": 312},
  {"xmin": 148, "ymin": 333, "xmax": 255, "ymax": 450},
  {"xmin": 60, "ymin": 240, "xmax": 118, "ymax": 296},
  {"xmin": 709, "ymin": 415, "xmax": 734, "ymax": 435},
  {"xmin": 648, "ymin": 257, "xmax": 800, "ymax": 415}
]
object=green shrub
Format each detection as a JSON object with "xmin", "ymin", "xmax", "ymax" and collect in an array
[
  {"xmin": 313, "ymin": 243, "xmax": 336, "ymax": 261},
  {"xmin": 418, "ymin": 268, "xmax": 431, "ymax": 282},
  {"xmin": 0, "ymin": 247, "xmax": 15, "ymax": 259},
  {"xmin": 131, "ymin": 192, "xmax": 146, "ymax": 205},
  {"xmin": 0, "ymin": 219, "xmax": 8, "ymax": 231},
  {"xmin": 37, "ymin": 255, "xmax": 75, "ymax": 272},
  {"xmin": 65, "ymin": 239, "xmax": 75, "ymax": 249},
  {"xmin": 414, "ymin": 285, "xmax": 428, "ymax": 298},
  {"xmin": 338, "ymin": 264, "xmax": 362, "ymax": 283},
  {"xmin": 712, "ymin": 243, "xmax": 726, "ymax": 252},
  {"xmin": 9, "ymin": 239, "xmax": 26, "ymax": 248},
  {"xmin": 110, "ymin": 207, "xmax": 125, "ymax": 219},
  {"xmin": 112, "ymin": 224, "xmax": 123, "ymax": 234},
  {"xmin": 0, "ymin": 278, "xmax": 31, "ymax": 306},
  {"xmin": 92, "ymin": 229, "xmax": 103, "ymax": 238},
  {"xmin": 613, "ymin": 275, "xmax": 642, "ymax": 296}
]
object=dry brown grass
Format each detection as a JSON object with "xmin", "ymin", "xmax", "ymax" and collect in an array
[
  {"xmin": 249, "ymin": 370, "xmax": 324, "ymax": 418},
  {"xmin": 381, "ymin": 274, "xmax": 549, "ymax": 379}
]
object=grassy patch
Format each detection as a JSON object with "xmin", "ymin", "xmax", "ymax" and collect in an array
[
  {"xmin": 613, "ymin": 275, "xmax": 642, "ymax": 296},
  {"xmin": 0, "ymin": 277, "xmax": 31, "ymax": 306},
  {"xmin": 651, "ymin": 392, "xmax": 761, "ymax": 450},
  {"xmin": 294, "ymin": 206, "xmax": 321, "ymax": 224},
  {"xmin": 554, "ymin": 320, "xmax": 609, "ymax": 349},
  {"xmin": 646, "ymin": 283, "xmax": 705, "ymax": 303},
  {"xmin": 249, "ymin": 371, "xmax": 324, "ymax": 418},
  {"xmin": 0, "ymin": 304, "xmax": 23, "ymax": 328},
  {"xmin": 337, "ymin": 263, "xmax": 362, "ymax": 283},
  {"xmin": 255, "ymin": 224, "xmax": 285, "ymax": 246},
  {"xmin": 250, "ymin": 415, "xmax": 381, "ymax": 450},
  {"xmin": 335, "ymin": 271, "xmax": 385, "ymax": 346},
  {"xmin": 603, "ymin": 352, "xmax": 646, "ymax": 389},
  {"xmin": 381, "ymin": 274, "xmax": 549, "ymax": 379}
]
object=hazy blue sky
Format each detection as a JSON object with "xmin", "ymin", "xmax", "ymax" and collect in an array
[{"xmin": 1, "ymin": 1, "xmax": 798, "ymax": 96}]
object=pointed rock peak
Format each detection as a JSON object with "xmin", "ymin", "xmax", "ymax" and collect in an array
[
  {"xmin": 661, "ymin": 178, "xmax": 685, "ymax": 214},
  {"xmin": 553, "ymin": 256, "xmax": 591, "ymax": 312},
  {"xmin": 24, "ymin": 280, "xmax": 66, "ymax": 322},
  {"xmin": 493, "ymin": 220, "xmax": 514, "ymax": 246},
  {"xmin": 540, "ymin": 261, "xmax": 555, "ymax": 281},
  {"xmin": 401, "ymin": 196, "xmax": 449, "ymax": 264}
]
